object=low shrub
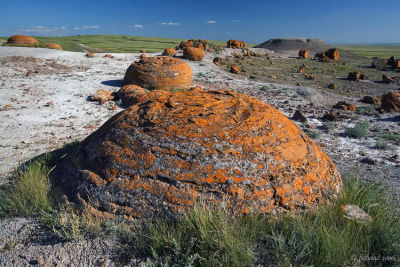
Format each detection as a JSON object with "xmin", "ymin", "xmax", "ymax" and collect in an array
[{"xmin": 346, "ymin": 122, "xmax": 369, "ymax": 138}]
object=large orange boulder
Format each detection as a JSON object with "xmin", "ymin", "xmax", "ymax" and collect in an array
[
  {"xmin": 227, "ymin": 40, "xmax": 246, "ymax": 49},
  {"xmin": 177, "ymin": 40, "xmax": 194, "ymax": 50},
  {"xmin": 52, "ymin": 88, "xmax": 342, "ymax": 220},
  {"xmin": 163, "ymin": 48, "xmax": 176, "ymax": 57},
  {"xmin": 124, "ymin": 56, "xmax": 192, "ymax": 90},
  {"xmin": 7, "ymin": 35, "xmax": 39, "ymax": 46},
  {"xmin": 381, "ymin": 92, "xmax": 400, "ymax": 112},
  {"xmin": 324, "ymin": 48, "xmax": 340, "ymax": 60},
  {"xmin": 298, "ymin": 49, "xmax": 309, "ymax": 59},
  {"xmin": 183, "ymin": 47, "xmax": 205, "ymax": 61},
  {"xmin": 45, "ymin": 43, "xmax": 62, "ymax": 50}
]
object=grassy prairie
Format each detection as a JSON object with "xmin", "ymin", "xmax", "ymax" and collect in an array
[
  {"xmin": 338, "ymin": 45, "xmax": 400, "ymax": 58},
  {"xmin": 0, "ymin": 35, "xmax": 227, "ymax": 53}
]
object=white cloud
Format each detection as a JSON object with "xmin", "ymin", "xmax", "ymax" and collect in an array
[
  {"xmin": 19, "ymin": 25, "xmax": 67, "ymax": 34},
  {"xmin": 205, "ymin": 20, "xmax": 216, "ymax": 24},
  {"xmin": 159, "ymin": 22, "xmax": 181, "ymax": 26},
  {"xmin": 82, "ymin": 25, "xmax": 100, "ymax": 29},
  {"xmin": 133, "ymin": 24, "xmax": 143, "ymax": 28},
  {"xmin": 73, "ymin": 27, "xmax": 80, "ymax": 30},
  {"xmin": 234, "ymin": 19, "xmax": 243, "ymax": 23}
]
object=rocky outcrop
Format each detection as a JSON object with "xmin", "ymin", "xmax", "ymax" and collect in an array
[
  {"xmin": 6, "ymin": 35, "xmax": 39, "ymax": 46},
  {"xmin": 163, "ymin": 48, "xmax": 176, "ymax": 57},
  {"xmin": 52, "ymin": 88, "xmax": 342, "ymax": 220},
  {"xmin": 298, "ymin": 49, "xmax": 309, "ymax": 59},
  {"xmin": 45, "ymin": 43, "xmax": 62, "ymax": 50},
  {"xmin": 381, "ymin": 92, "xmax": 400, "ymax": 112},
  {"xmin": 183, "ymin": 47, "xmax": 205, "ymax": 61},
  {"xmin": 124, "ymin": 56, "xmax": 192, "ymax": 90},
  {"xmin": 227, "ymin": 40, "xmax": 246, "ymax": 49}
]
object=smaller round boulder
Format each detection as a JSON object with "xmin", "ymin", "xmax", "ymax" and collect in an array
[
  {"xmin": 298, "ymin": 49, "xmax": 309, "ymax": 59},
  {"xmin": 116, "ymin": 85, "xmax": 146, "ymax": 106},
  {"xmin": 183, "ymin": 47, "xmax": 205, "ymax": 61},
  {"xmin": 163, "ymin": 48, "xmax": 176, "ymax": 57},
  {"xmin": 45, "ymin": 43, "xmax": 62, "ymax": 50},
  {"xmin": 124, "ymin": 56, "xmax": 193, "ymax": 91}
]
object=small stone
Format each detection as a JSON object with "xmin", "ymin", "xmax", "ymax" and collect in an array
[
  {"xmin": 292, "ymin": 110, "xmax": 308, "ymax": 123},
  {"xmin": 360, "ymin": 157, "xmax": 376, "ymax": 165},
  {"xmin": 341, "ymin": 204, "xmax": 372, "ymax": 224}
]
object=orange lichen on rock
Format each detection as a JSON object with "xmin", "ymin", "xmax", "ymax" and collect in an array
[
  {"xmin": 227, "ymin": 39, "xmax": 246, "ymax": 49},
  {"xmin": 52, "ymin": 88, "xmax": 342, "ymax": 220},
  {"xmin": 7, "ymin": 35, "xmax": 39, "ymax": 45},
  {"xmin": 124, "ymin": 56, "xmax": 193, "ymax": 90},
  {"xmin": 45, "ymin": 43, "xmax": 62, "ymax": 50},
  {"xmin": 183, "ymin": 47, "xmax": 205, "ymax": 61},
  {"xmin": 163, "ymin": 48, "xmax": 176, "ymax": 57},
  {"xmin": 298, "ymin": 49, "xmax": 309, "ymax": 59}
]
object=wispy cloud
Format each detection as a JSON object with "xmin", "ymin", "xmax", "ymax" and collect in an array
[
  {"xmin": 133, "ymin": 24, "xmax": 143, "ymax": 28},
  {"xmin": 234, "ymin": 19, "xmax": 243, "ymax": 23},
  {"xmin": 18, "ymin": 25, "xmax": 67, "ymax": 34},
  {"xmin": 205, "ymin": 20, "xmax": 216, "ymax": 24},
  {"xmin": 159, "ymin": 22, "xmax": 181, "ymax": 26},
  {"xmin": 73, "ymin": 27, "xmax": 80, "ymax": 30},
  {"xmin": 82, "ymin": 25, "xmax": 100, "ymax": 29}
]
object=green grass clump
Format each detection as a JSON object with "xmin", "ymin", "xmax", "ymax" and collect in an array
[
  {"xmin": 257, "ymin": 175, "xmax": 400, "ymax": 266},
  {"xmin": 260, "ymin": 85, "xmax": 270, "ymax": 92},
  {"xmin": 134, "ymin": 205, "xmax": 262, "ymax": 266},
  {"xmin": 379, "ymin": 132, "xmax": 400, "ymax": 144},
  {"xmin": 322, "ymin": 121, "xmax": 336, "ymax": 132},
  {"xmin": 0, "ymin": 156, "xmax": 53, "ymax": 216},
  {"xmin": 375, "ymin": 140, "xmax": 391, "ymax": 150},
  {"xmin": 133, "ymin": 174, "xmax": 400, "ymax": 266},
  {"xmin": 346, "ymin": 122, "xmax": 370, "ymax": 138}
]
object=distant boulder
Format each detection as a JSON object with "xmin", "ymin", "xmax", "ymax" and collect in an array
[
  {"xmin": 348, "ymin": 71, "xmax": 361, "ymax": 81},
  {"xmin": 371, "ymin": 58, "xmax": 387, "ymax": 68},
  {"xmin": 298, "ymin": 49, "xmax": 309, "ymax": 59},
  {"xmin": 230, "ymin": 65, "xmax": 240, "ymax": 74},
  {"xmin": 324, "ymin": 48, "xmax": 340, "ymax": 60},
  {"xmin": 183, "ymin": 47, "xmax": 205, "ymax": 61},
  {"xmin": 227, "ymin": 39, "xmax": 246, "ymax": 49},
  {"xmin": 360, "ymin": 96, "xmax": 380, "ymax": 105},
  {"xmin": 163, "ymin": 48, "xmax": 176, "ymax": 57},
  {"xmin": 381, "ymin": 92, "xmax": 400, "ymax": 112},
  {"xmin": 45, "ymin": 43, "xmax": 62, "ymax": 50},
  {"xmin": 7, "ymin": 35, "xmax": 39, "ymax": 46}
]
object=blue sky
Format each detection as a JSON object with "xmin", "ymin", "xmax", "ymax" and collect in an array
[{"xmin": 1, "ymin": 0, "xmax": 399, "ymax": 44}]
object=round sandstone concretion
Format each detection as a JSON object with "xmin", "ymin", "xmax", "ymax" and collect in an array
[
  {"xmin": 7, "ymin": 35, "xmax": 39, "ymax": 45},
  {"xmin": 124, "ymin": 56, "xmax": 192, "ymax": 90},
  {"xmin": 183, "ymin": 47, "xmax": 205, "ymax": 61},
  {"xmin": 163, "ymin": 48, "xmax": 176, "ymax": 57},
  {"xmin": 52, "ymin": 88, "xmax": 342, "ymax": 220},
  {"xmin": 45, "ymin": 43, "xmax": 62, "ymax": 50}
]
